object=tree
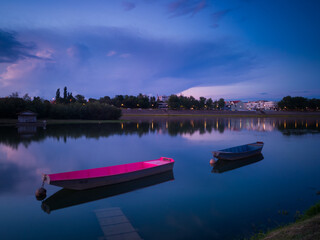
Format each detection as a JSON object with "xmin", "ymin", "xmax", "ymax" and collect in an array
[
  {"xmin": 150, "ymin": 96, "xmax": 157, "ymax": 108},
  {"xmin": 55, "ymin": 88, "xmax": 61, "ymax": 103},
  {"xmin": 9, "ymin": 92, "xmax": 19, "ymax": 98},
  {"xmin": 218, "ymin": 98, "xmax": 225, "ymax": 110},
  {"xmin": 88, "ymin": 98, "xmax": 97, "ymax": 103},
  {"xmin": 99, "ymin": 96, "xmax": 111, "ymax": 105},
  {"xmin": 112, "ymin": 95, "xmax": 124, "ymax": 107},
  {"xmin": 206, "ymin": 98, "xmax": 213, "ymax": 109},
  {"xmin": 23, "ymin": 93, "xmax": 31, "ymax": 101},
  {"xmin": 67, "ymin": 92, "xmax": 75, "ymax": 103},
  {"xmin": 168, "ymin": 95, "xmax": 180, "ymax": 110},
  {"xmin": 63, "ymin": 86, "xmax": 68, "ymax": 102},
  {"xmin": 199, "ymin": 97, "xmax": 206, "ymax": 110},
  {"xmin": 75, "ymin": 94, "xmax": 86, "ymax": 104}
]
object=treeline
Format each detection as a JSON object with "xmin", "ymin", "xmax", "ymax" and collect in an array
[
  {"xmin": 0, "ymin": 88, "xmax": 121, "ymax": 120},
  {"xmin": 97, "ymin": 94, "xmax": 157, "ymax": 108},
  {"xmin": 278, "ymin": 96, "xmax": 320, "ymax": 111},
  {"xmin": 168, "ymin": 95, "xmax": 225, "ymax": 110}
]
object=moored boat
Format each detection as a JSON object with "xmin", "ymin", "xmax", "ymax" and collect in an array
[
  {"xmin": 41, "ymin": 170, "xmax": 174, "ymax": 213},
  {"xmin": 43, "ymin": 157, "xmax": 174, "ymax": 190},
  {"xmin": 212, "ymin": 153, "xmax": 264, "ymax": 173},
  {"xmin": 212, "ymin": 142, "xmax": 264, "ymax": 160}
]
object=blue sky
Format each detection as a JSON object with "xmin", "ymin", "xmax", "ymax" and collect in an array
[{"xmin": 0, "ymin": 0, "xmax": 319, "ymax": 101}]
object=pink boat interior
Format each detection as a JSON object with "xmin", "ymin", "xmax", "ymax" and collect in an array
[{"xmin": 46, "ymin": 157, "xmax": 174, "ymax": 182}]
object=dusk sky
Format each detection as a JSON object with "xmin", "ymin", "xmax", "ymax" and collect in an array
[{"xmin": 0, "ymin": 0, "xmax": 319, "ymax": 101}]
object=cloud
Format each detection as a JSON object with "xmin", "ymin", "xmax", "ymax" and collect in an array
[
  {"xmin": 0, "ymin": 26, "xmax": 258, "ymax": 98},
  {"xmin": 168, "ymin": 0, "xmax": 207, "ymax": 17},
  {"xmin": 0, "ymin": 29, "xmax": 41, "ymax": 63},
  {"xmin": 107, "ymin": 50, "xmax": 117, "ymax": 57},
  {"xmin": 211, "ymin": 9, "xmax": 233, "ymax": 28},
  {"xmin": 122, "ymin": 1, "xmax": 136, "ymax": 11},
  {"xmin": 66, "ymin": 43, "xmax": 91, "ymax": 62}
]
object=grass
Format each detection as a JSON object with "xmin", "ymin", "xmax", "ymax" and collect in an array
[{"xmin": 246, "ymin": 202, "xmax": 320, "ymax": 240}]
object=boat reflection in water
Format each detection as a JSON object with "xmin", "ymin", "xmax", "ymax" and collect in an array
[
  {"xmin": 211, "ymin": 154, "xmax": 264, "ymax": 173},
  {"xmin": 41, "ymin": 170, "xmax": 174, "ymax": 214}
]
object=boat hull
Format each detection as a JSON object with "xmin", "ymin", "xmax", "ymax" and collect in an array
[
  {"xmin": 44, "ymin": 157, "xmax": 174, "ymax": 190},
  {"xmin": 42, "ymin": 171, "xmax": 174, "ymax": 213},
  {"xmin": 212, "ymin": 142, "xmax": 264, "ymax": 161},
  {"xmin": 212, "ymin": 154, "xmax": 264, "ymax": 173}
]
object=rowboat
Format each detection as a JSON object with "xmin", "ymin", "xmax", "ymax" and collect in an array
[
  {"xmin": 212, "ymin": 154, "xmax": 264, "ymax": 173},
  {"xmin": 43, "ymin": 157, "xmax": 174, "ymax": 190},
  {"xmin": 212, "ymin": 142, "xmax": 264, "ymax": 160},
  {"xmin": 42, "ymin": 171, "xmax": 174, "ymax": 213}
]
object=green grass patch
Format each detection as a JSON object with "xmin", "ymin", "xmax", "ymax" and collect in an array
[
  {"xmin": 245, "ymin": 201, "xmax": 320, "ymax": 240},
  {"xmin": 298, "ymin": 201, "xmax": 320, "ymax": 221}
]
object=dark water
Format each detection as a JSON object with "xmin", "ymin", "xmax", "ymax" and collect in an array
[{"xmin": 0, "ymin": 117, "xmax": 320, "ymax": 240}]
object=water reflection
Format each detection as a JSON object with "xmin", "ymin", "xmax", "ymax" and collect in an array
[
  {"xmin": 42, "ymin": 171, "xmax": 174, "ymax": 213},
  {"xmin": 211, "ymin": 154, "xmax": 264, "ymax": 173},
  {"xmin": 0, "ymin": 118, "xmax": 319, "ymax": 149}
]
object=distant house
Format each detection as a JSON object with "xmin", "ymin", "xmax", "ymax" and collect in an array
[
  {"xmin": 157, "ymin": 95, "xmax": 169, "ymax": 102},
  {"xmin": 18, "ymin": 111, "xmax": 37, "ymax": 123},
  {"xmin": 264, "ymin": 101, "xmax": 277, "ymax": 110},
  {"xmin": 229, "ymin": 101, "xmax": 246, "ymax": 111},
  {"xmin": 157, "ymin": 95, "xmax": 169, "ymax": 109},
  {"xmin": 245, "ymin": 100, "xmax": 277, "ymax": 110},
  {"xmin": 158, "ymin": 102, "xmax": 168, "ymax": 109}
]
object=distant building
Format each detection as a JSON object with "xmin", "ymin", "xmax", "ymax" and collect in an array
[
  {"xmin": 157, "ymin": 95, "xmax": 169, "ymax": 109},
  {"xmin": 264, "ymin": 101, "xmax": 277, "ymax": 110},
  {"xmin": 18, "ymin": 111, "xmax": 37, "ymax": 123},
  {"xmin": 245, "ymin": 100, "xmax": 277, "ymax": 110},
  {"xmin": 157, "ymin": 95, "xmax": 169, "ymax": 102},
  {"xmin": 158, "ymin": 102, "xmax": 168, "ymax": 109},
  {"xmin": 228, "ymin": 100, "xmax": 246, "ymax": 111}
]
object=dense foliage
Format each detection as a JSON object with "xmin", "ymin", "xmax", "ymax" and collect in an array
[
  {"xmin": 278, "ymin": 96, "xmax": 320, "ymax": 111},
  {"xmin": 0, "ymin": 88, "xmax": 122, "ymax": 120},
  {"xmin": 167, "ymin": 94, "xmax": 223, "ymax": 110}
]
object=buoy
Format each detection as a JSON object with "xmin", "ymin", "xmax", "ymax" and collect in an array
[
  {"xmin": 35, "ymin": 187, "xmax": 47, "ymax": 201},
  {"xmin": 209, "ymin": 159, "xmax": 216, "ymax": 166}
]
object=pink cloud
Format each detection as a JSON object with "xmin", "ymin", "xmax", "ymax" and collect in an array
[
  {"xmin": 0, "ymin": 60, "xmax": 37, "ymax": 87},
  {"xmin": 107, "ymin": 50, "xmax": 117, "ymax": 57}
]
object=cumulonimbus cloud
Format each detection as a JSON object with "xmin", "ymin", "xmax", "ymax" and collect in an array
[
  {"xmin": 0, "ymin": 26, "xmax": 258, "ymax": 98},
  {"xmin": 0, "ymin": 29, "xmax": 42, "ymax": 63}
]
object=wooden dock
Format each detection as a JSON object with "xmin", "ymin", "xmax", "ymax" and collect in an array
[{"xmin": 95, "ymin": 207, "xmax": 142, "ymax": 240}]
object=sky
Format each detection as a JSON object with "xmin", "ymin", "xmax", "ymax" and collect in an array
[{"xmin": 0, "ymin": 0, "xmax": 319, "ymax": 101}]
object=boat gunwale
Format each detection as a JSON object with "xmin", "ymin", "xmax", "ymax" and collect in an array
[
  {"xmin": 212, "ymin": 142, "xmax": 264, "ymax": 155},
  {"xmin": 44, "ymin": 157, "xmax": 174, "ymax": 183}
]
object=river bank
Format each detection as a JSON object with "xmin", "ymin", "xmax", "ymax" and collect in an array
[
  {"xmin": 121, "ymin": 109, "xmax": 320, "ymax": 119},
  {"xmin": 1, "ymin": 110, "xmax": 319, "ymax": 126},
  {"xmin": 248, "ymin": 202, "xmax": 320, "ymax": 240}
]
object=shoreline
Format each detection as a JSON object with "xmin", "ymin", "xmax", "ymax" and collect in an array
[
  {"xmin": 0, "ymin": 110, "xmax": 319, "ymax": 127},
  {"xmin": 121, "ymin": 109, "xmax": 320, "ymax": 118},
  {"xmin": 248, "ymin": 202, "xmax": 320, "ymax": 240}
]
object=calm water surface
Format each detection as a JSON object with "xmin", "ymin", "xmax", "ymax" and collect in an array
[{"xmin": 0, "ymin": 117, "xmax": 320, "ymax": 240}]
